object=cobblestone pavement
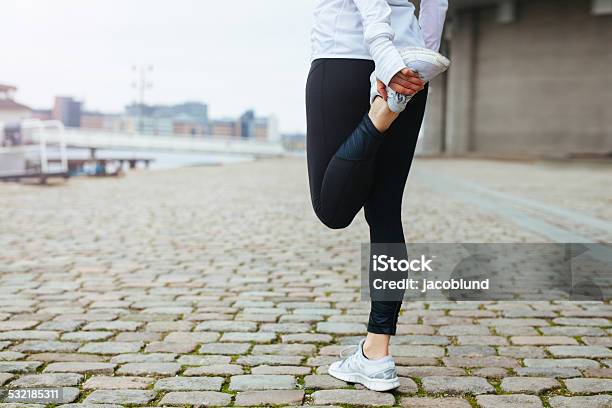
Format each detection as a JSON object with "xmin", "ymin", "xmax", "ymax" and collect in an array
[{"xmin": 0, "ymin": 158, "xmax": 610, "ymax": 407}]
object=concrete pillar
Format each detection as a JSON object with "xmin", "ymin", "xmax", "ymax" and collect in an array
[
  {"xmin": 445, "ymin": 10, "xmax": 477, "ymax": 155},
  {"xmin": 417, "ymin": 74, "xmax": 447, "ymax": 155}
]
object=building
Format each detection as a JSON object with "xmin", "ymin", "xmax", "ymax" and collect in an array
[
  {"xmin": 52, "ymin": 96, "xmax": 82, "ymax": 127},
  {"xmin": 0, "ymin": 84, "xmax": 32, "ymax": 125},
  {"xmin": 210, "ymin": 118, "xmax": 239, "ymax": 137},
  {"xmin": 122, "ymin": 116, "xmax": 173, "ymax": 136},
  {"xmin": 125, "ymin": 101, "xmax": 209, "ymax": 135},
  {"xmin": 209, "ymin": 111, "xmax": 279, "ymax": 140},
  {"xmin": 239, "ymin": 110, "xmax": 256, "ymax": 138},
  {"xmin": 419, "ymin": 0, "xmax": 612, "ymax": 157},
  {"xmin": 80, "ymin": 111, "xmax": 122, "ymax": 130},
  {"xmin": 173, "ymin": 115, "xmax": 206, "ymax": 136},
  {"xmin": 255, "ymin": 115, "xmax": 280, "ymax": 141},
  {"xmin": 31, "ymin": 109, "xmax": 52, "ymax": 121}
]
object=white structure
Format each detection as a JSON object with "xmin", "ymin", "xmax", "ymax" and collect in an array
[
  {"xmin": 0, "ymin": 84, "xmax": 32, "ymax": 124},
  {"xmin": 264, "ymin": 115, "xmax": 280, "ymax": 142},
  {"xmin": 0, "ymin": 120, "xmax": 68, "ymax": 180},
  {"xmin": 27, "ymin": 125, "xmax": 285, "ymax": 157}
]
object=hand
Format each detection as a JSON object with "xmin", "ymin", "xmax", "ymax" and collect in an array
[{"xmin": 376, "ymin": 68, "xmax": 425, "ymax": 100}]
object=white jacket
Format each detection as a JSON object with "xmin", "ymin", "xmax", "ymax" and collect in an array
[{"xmin": 311, "ymin": 0, "xmax": 448, "ymax": 85}]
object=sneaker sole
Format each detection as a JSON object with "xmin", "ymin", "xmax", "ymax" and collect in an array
[
  {"xmin": 328, "ymin": 366, "xmax": 400, "ymax": 392},
  {"xmin": 398, "ymin": 47, "xmax": 451, "ymax": 70}
]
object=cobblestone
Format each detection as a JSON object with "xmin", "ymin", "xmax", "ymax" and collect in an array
[
  {"xmin": 153, "ymin": 376, "xmax": 224, "ymax": 391},
  {"xmin": 252, "ymin": 343, "xmax": 316, "ymax": 355},
  {"xmin": 82, "ymin": 376, "xmax": 154, "ymax": 389},
  {"xmin": 511, "ymin": 336, "xmax": 578, "ymax": 345},
  {"xmin": 164, "ymin": 331, "xmax": 219, "ymax": 343},
  {"xmin": 250, "ymin": 364, "xmax": 311, "ymax": 374},
  {"xmin": 234, "ymin": 390, "xmax": 305, "ymax": 406},
  {"xmin": 548, "ymin": 346, "xmax": 612, "ymax": 358},
  {"xmin": 229, "ymin": 374, "xmax": 296, "ymax": 390},
  {"xmin": 62, "ymin": 331, "xmax": 113, "ymax": 341},
  {"xmin": 177, "ymin": 354, "xmax": 230, "ymax": 365},
  {"xmin": 0, "ymin": 361, "xmax": 42, "ymax": 373},
  {"xmin": 400, "ymin": 397, "xmax": 471, "ymax": 408},
  {"xmin": 312, "ymin": 390, "xmax": 395, "ymax": 406},
  {"xmin": 523, "ymin": 358, "xmax": 600, "ymax": 368},
  {"xmin": 116, "ymin": 362, "xmax": 181, "ymax": 375},
  {"xmin": 421, "ymin": 376, "xmax": 494, "ymax": 394},
  {"xmin": 471, "ymin": 367, "xmax": 507, "ymax": 378},
  {"xmin": 183, "ymin": 363, "xmax": 244, "ymax": 376},
  {"xmin": 43, "ymin": 362, "xmax": 115, "ymax": 374},
  {"xmin": 317, "ymin": 322, "xmax": 367, "ymax": 334},
  {"xmin": 12, "ymin": 341, "xmax": 80, "ymax": 353},
  {"xmin": 397, "ymin": 366, "xmax": 465, "ymax": 377},
  {"xmin": 236, "ymin": 354, "xmax": 303, "ymax": 366},
  {"xmin": 0, "ymin": 373, "xmax": 14, "ymax": 385},
  {"xmin": 78, "ymin": 341, "xmax": 143, "ymax": 354},
  {"xmin": 110, "ymin": 352, "xmax": 176, "ymax": 363},
  {"xmin": 159, "ymin": 391, "xmax": 231, "ymax": 406},
  {"xmin": 84, "ymin": 389, "xmax": 157, "ymax": 404},
  {"xmin": 548, "ymin": 395, "xmax": 612, "ymax": 408},
  {"xmin": 564, "ymin": 378, "xmax": 612, "ymax": 393},
  {"xmin": 476, "ymin": 394, "xmax": 543, "ymax": 407},
  {"xmin": 498, "ymin": 346, "xmax": 546, "ymax": 358},
  {"xmin": 199, "ymin": 342, "xmax": 251, "ymax": 354},
  {"xmin": 220, "ymin": 332, "xmax": 276, "ymax": 343},
  {"xmin": 515, "ymin": 367, "xmax": 581, "ymax": 378},
  {"xmin": 8, "ymin": 373, "xmax": 82, "ymax": 387},
  {"xmin": 304, "ymin": 374, "xmax": 349, "ymax": 389},
  {"xmin": 1, "ymin": 159, "xmax": 611, "ymax": 407},
  {"xmin": 500, "ymin": 377, "xmax": 561, "ymax": 394}
]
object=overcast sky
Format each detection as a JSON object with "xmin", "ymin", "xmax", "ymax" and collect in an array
[{"xmin": 1, "ymin": 0, "xmax": 316, "ymax": 133}]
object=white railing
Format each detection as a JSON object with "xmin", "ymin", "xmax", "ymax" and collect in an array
[
  {"xmin": 55, "ymin": 127, "xmax": 285, "ymax": 156},
  {"xmin": 0, "ymin": 120, "xmax": 68, "ymax": 178},
  {"xmin": 22, "ymin": 120, "xmax": 68, "ymax": 173}
]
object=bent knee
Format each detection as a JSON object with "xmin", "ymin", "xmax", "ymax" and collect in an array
[
  {"xmin": 323, "ymin": 218, "xmax": 351, "ymax": 230},
  {"xmin": 314, "ymin": 210, "xmax": 352, "ymax": 230}
]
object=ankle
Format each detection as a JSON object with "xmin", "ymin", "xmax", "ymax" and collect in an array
[
  {"xmin": 362, "ymin": 337, "xmax": 390, "ymax": 360},
  {"xmin": 368, "ymin": 96, "xmax": 399, "ymax": 133}
]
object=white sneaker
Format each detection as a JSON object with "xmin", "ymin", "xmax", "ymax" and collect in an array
[
  {"xmin": 328, "ymin": 339, "xmax": 400, "ymax": 392},
  {"xmin": 370, "ymin": 47, "xmax": 450, "ymax": 113}
]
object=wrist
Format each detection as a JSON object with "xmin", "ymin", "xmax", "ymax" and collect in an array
[{"xmin": 371, "ymin": 37, "xmax": 406, "ymax": 86}]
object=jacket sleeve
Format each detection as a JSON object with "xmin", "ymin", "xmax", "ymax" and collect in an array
[
  {"xmin": 418, "ymin": 0, "xmax": 448, "ymax": 52},
  {"xmin": 353, "ymin": 0, "xmax": 406, "ymax": 86}
]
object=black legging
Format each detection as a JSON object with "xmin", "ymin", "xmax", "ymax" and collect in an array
[{"xmin": 306, "ymin": 58, "xmax": 428, "ymax": 335}]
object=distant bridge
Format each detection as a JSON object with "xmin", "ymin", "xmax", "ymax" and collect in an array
[{"xmin": 29, "ymin": 125, "xmax": 285, "ymax": 157}]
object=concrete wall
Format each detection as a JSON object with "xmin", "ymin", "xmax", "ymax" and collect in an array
[
  {"xmin": 417, "ymin": 75, "xmax": 447, "ymax": 155},
  {"xmin": 424, "ymin": 0, "xmax": 612, "ymax": 156},
  {"xmin": 473, "ymin": 0, "xmax": 612, "ymax": 155}
]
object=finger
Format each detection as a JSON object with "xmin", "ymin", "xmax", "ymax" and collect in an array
[
  {"xmin": 400, "ymin": 68, "xmax": 421, "ymax": 79},
  {"xmin": 377, "ymin": 83, "xmax": 387, "ymax": 101},
  {"xmin": 396, "ymin": 72, "xmax": 425, "ymax": 86},
  {"xmin": 376, "ymin": 82, "xmax": 388, "ymax": 100},
  {"xmin": 398, "ymin": 75, "xmax": 425, "ymax": 86},
  {"xmin": 389, "ymin": 83, "xmax": 417, "ymax": 96},
  {"xmin": 390, "ymin": 79, "xmax": 424, "ymax": 94},
  {"xmin": 391, "ymin": 76, "xmax": 425, "ymax": 90}
]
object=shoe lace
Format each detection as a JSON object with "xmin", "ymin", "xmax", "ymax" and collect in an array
[
  {"xmin": 339, "ymin": 345, "xmax": 358, "ymax": 359},
  {"xmin": 338, "ymin": 345, "xmax": 359, "ymax": 368}
]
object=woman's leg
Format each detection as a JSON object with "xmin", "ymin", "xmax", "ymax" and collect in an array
[
  {"xmin": 363, "ymin": 85, "xmax": 429, "ymax": 358},
  {"xmin": 306, "ymin": 59, "xmax": 397, "ymax": 230},
  {"xmin": 306, "ymin": 57, "xmax": 428, "ymax": 357}
]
